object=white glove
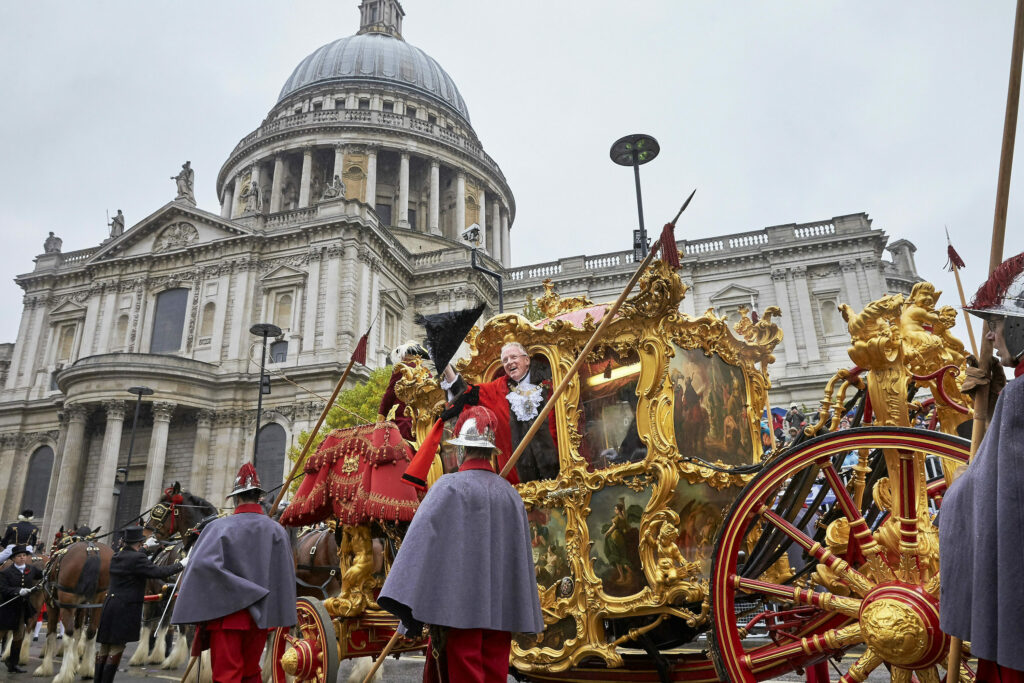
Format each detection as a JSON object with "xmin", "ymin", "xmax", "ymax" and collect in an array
[
  {"xmin": 177, "ymin": 555, "xmax": 189, "ymax": 569},
  {"xmin": 19, "ymin": 587, "xmax": 30, "ymax": 596},
  {"xmin": 144, "ymin": 536, "xmax": 160, "ymax": 550}
]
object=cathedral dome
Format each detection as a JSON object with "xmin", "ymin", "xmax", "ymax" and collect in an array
[{"xmin": 277, "ymin": 32, "xmax": 470, "ymax": 124}]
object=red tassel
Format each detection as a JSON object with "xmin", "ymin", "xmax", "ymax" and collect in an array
[
  {"xmin": 945, "ymin": 244, "xmax": 966, "ymax": 271},
  {"xmin": 750, "ymin": 310, "xmax": 759, "ymax": 323},
  {"xmin": 351, "ymin": 331, "xmax": 369, "ymax": 365},
  {"xmin": 659, "ymin": 223, "xmax": 680, "ymax": 269},
  {"xmin": 402, "ymin": 418, "xmax": 445, "ymax": 490},
  {"xmin": 969, "ymin": 251, "xmax": 1024, "ymax": 309}
]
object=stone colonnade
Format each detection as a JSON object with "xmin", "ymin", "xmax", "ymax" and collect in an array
[{"xmin": 220, "ymin": 144, "xmax": 512, "ymax": 266}]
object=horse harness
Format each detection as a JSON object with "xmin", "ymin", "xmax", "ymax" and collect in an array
[
  {"xmin": 146, "ymin": 500, "xmax": 181, "ymax": 538},
  {"xmin": 44, "ymin": 541, "xmax": 106, "ymax": 609},
  {"xmin": 295, "ymin": 528, "xmax": 341, "ymax": 599}
]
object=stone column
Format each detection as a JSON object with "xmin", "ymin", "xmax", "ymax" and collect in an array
[
  {"xmin": 220, "ymin": 185, "xmax": 233, "ymax": 218},
  {"xmin": 302, "ymin": 249, "xmax": 322, "ymax": 355},
  {"xmin": 500, "ymin": 207, "xmax": 511, "ymax": 267},
  {"xmin": 365, "ymin": 148, "xmax": 378, "ymax": 208},
  {"xmin": 322, "ymin": 245, "xmax": 343, "ymax": 350},
  {"xmin": 333, "ymin": 145, "xmax": 345, "ymax": 186},
  {"xmin": 771, "ymin": 269, "xmax": 800, "ymax": 366},
  {"xmin": 231, "ymin": 175, "xmax": 243, "ymax": 219},
  {"xmin": 270, "ymin": 154, "xmax": 285, "ymax": 213},
  {"xmin": 429, "ymin": 160, "xmax": 440, "ymax": 235},
  {"xmin": 42, "ymin": 412, "xmax": 70, "ymax": 532},
  {"xmin": 840, "ymin": 260, "xmax": 863, "ymax": 312},
  {"xmin": 141, "ymin": 402, "xmax": 176, "ymax": 510},
  {"xmin": 299, "ymin": 146, "xmax": 313, "ymax": 208},
  {"xmin": 46, "ymin": 405, "xmax": 88, "ymax": 544},
  {"xmin": 490, "ymin": 199, "xmax": 501, "ymax": 261},
  {"xmin": 863, "ymin": 262, "xmax": 884, "ymax": 301},
  {"xmin": 398, "ymin": 151, "xmax": 410, "ymax": 228},
  {"xmin": 455, "ymin": 172, "xmax": 466, "ymax": 237},
  {"xmin": 0, "ymin": 435, "xmax": 19, "ymax": 522},
  {"xmin": 478, "ymin": 188, "xmax": 487, "ymax": 247},
  {"xmin": 791, "ymin": 266, "xmax": 821, "ymax": 362},
  {"xmin": 91, "ymin": 400, "xmax": 127, "ymax": 532},
  {"xmin": 190, "ymin": 409, "xmax": 215, "ymax": 499},
  {"xmin": 251, "ymin": 162, "xmax": 262, "ymax": 190}
]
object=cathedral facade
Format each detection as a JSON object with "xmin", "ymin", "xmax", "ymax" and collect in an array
[{"xmin": 0, "ymin": 0, "xmax": 919, "ymax": 543}]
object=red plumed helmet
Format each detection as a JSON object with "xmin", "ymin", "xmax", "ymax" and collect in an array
[
  {"xmin": 447, "ymin": 405, "xmax": 498, "ymax": 448},
  {"xmin": 229, "ymin": 462, "xmax": 263, "ymax": 497},
  {"xmin": 966, "ymin": 251, "xmax": 1024, "ymax": 320}
]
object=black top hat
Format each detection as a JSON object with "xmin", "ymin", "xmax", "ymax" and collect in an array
[
  {"xmin": 18, "ymin": 509, "xmax": 33, "ymax": 521},
  {"xmin": 10, "ymin": 544, "xmax": 30, "ymax": 557},
  {"xmin": 122, "ymin": 526, "xmax": 145, "ymax": 545}
]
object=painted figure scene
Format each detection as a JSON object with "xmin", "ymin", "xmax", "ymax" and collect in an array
[
  {"xmin": 671, "ymin": 345, "xmax": 754, "ymax": 466},
  {"xmin": 586, "ymin": 485, "xmax": 651, "ymax": 597}
]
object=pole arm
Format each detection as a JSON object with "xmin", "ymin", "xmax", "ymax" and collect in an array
[{"xmin": 499, "ymin": 239, "xmax": 664, "ymax": 479}]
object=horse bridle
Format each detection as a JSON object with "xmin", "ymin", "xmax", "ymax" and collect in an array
[{"xmin": 145, "ymin": 501, "xmax": 179, "ymax": 539}]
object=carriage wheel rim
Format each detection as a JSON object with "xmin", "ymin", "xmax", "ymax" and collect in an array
[{"xmin": 709, "ymin": 427, "xmax": 970, "ymax": 683}]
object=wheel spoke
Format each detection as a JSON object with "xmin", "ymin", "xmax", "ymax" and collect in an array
[
  {"xmin": 820, "ymin": 462, "xmax": 896, "ymax": 582},
  {"xmin": 733, "ymin": 575, "xmax": 862, "ymax": 618},
  {"xmin": 742, "ymin": 634, "xmax": 840, "ymax": 675},
  {"xmin": 895, "ymin": 451, "xmax": 922, "ymax": 583},
  {"xmin": 838, "ymin": 648, "xmax": 882, "ymax": 683},
  {"xmin": 916, "ymin": 665, "xmax": 942, "ymax": 683},
  {"xmin": 759, "ymin": 506, "xmax": 875, "ymax": 596}
]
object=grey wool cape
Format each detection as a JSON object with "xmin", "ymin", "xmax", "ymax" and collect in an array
[
  {"xmin": 171, "ymin": 507, "xmax": 297, "ymax": 629},
  {"xmin": 940, "ymin": 376, "xmax": 1024, "ymax": 670},
  {"xmin": 378, "ymin": 465, "xmax": 544, "ymax": 635}
]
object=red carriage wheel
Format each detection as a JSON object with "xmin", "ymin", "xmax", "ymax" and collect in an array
[
  {"xmin": 710, "ymin": 427, "xmax": 972, "ymax": 683},
  {"xmin": 270, "ymin": 597, "xmax": 340, "ymax": 683}
]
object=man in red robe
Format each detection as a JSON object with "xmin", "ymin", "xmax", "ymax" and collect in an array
[{"xmin": 442, "ymin": 341, "xmax": 559, "ymax": 483}]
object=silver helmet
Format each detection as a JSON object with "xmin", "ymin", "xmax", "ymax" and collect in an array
[
  {"xmin": 965, "ymin": 252, "xmax": 1024, "ymax": 362},
  {"xmin": 447, "ymin": 405, "xmax": 498, "ymax": 448}
]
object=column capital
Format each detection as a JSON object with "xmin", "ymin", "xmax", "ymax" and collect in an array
[
  {"xmin": 334, "ymin": 143, "xmax": 347, "ymax": 152},
  {"xmin": 400, "ymin": 150, "xmax": 410, "ymax": 160},
  {"xmin": 196, "ymin": 408, "xmax": 216, "ymax": 427},
  {"xmin": 152, "ymin": 402, "xmax": 177, "ymax": 422},
  {"xmin": 302, "ymin": 144, "xmax": 315, "ymax": 154},
  {"xmin": 103, "ymin": 400, "xmax": 127, "ymax": 421},
  {"xmin": 791, "ymin": 266, "xmax": 808, "ymax": 278},
  {"xmin": 770, "ymin": 268, "xmax": 788, "ymax": 282},
  {"xmin": 840, "ymin": 259, "xmax": 859, "ymax": 272},
  {"xmin": 65, "ymin": 403, "xmax": 90, "ymax": 422},
  {"xmin": 430, "ymin": 158, "xmax": 440, "ymax": 169}
]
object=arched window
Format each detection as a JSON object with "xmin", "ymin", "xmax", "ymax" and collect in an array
[
  {"xmin": 199, "ymin": 302, "xmax": 216, "ymax": 338},
  {"xmin": 255, "ymin": 423, "xmax": 287, "ymax": 497},
  {"xmin": 150, "ymin": 288, "xmax": 189, "ymax": 353},
  {"xmin": 56, "ymin": 325, "xmax": 76, "ymax": 362},
  {"xmin": 819, "ymin": 298, "xmax": 841, "ymax": 336},
  {"xmin": 270, "ymin": 340, "xmax": 288, "ymax": 363},
  {"xmin": 21, "ymin": 445, "xmax": 54, "ymax": 517},
  {"xmin": 273, "ymin": 293, "xmax": 292, "ymax": 331}
]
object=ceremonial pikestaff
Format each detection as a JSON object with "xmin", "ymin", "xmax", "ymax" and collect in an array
[{"xmin": 947, "ymin": 1, "xmax": 1024, "ymax": 679}]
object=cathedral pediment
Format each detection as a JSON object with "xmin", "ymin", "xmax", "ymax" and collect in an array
[
  {"xmin": 260, "ymin": 265, "xmax": 307, "ymax": 288},
  {"xmin": 86, "ymin": 201, "xmax": 254, "ymax": 263},
  {"xmin": 48, "ymin": 300, "xmax": 87, "ymax": 322}
]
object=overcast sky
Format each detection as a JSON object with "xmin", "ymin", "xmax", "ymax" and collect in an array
[{"xmin": 1, "ymin": 1, "xmax": 1021, "ymax": 352}]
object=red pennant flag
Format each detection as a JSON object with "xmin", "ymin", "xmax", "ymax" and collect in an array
[
  {"xmin": 351, "ymin": 330, "xmax": 369, "ymax": 365},
  {"xmin": 659, "ymin": 222, "xmax": 680, "ymax": 269}
]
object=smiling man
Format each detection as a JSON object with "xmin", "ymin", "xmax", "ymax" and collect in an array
[
  {"xmin": 940, "ymin": 251, "xmax": 1024, "ymax": 680},
  {"xmin": 440, "ymin": 341, "xmax": 560, "ymax": 483}
]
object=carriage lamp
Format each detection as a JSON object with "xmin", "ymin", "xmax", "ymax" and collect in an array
[
  {"xmin": 250, "ymin": 323, "xmax": 283, "ymax": 466},
  {"xmin": 610, "ymin": 133, "xmax": 660, "ymax": 261}
]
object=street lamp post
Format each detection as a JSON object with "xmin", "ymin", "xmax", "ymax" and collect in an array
[
  {"xmin": 610, "ymin": 133, "xmax": 660, "ymax": 260},
  {"xmin": 249, "ymin": 323, "xmax": 282, "ymax": 466},
  {"xmin": 115, "ymin": 385, "xmax": 153, "ymax": 540}
]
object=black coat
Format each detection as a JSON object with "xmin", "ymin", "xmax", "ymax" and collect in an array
[
  {"xmin": 0, "ymin": 562, "xmax": 43, "ymax": 631},
  {"xmin": 96, "ymin": 548, "xmax": 181, "ymax": 644},
  {"xmin": 1, "ymin": 521, "xmax": 38, "ymax": 548}
]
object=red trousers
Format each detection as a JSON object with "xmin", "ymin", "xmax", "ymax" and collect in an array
[
  {"xmin": 198, "ymin": 610, "xmax": 269, "ymax": 683},
  {"xmin": 977, "ymin": 658, "xmax": 1024, "ymax": 683},
  {"xmin": 423, "ymin": 628, "xmax": 512, "ymax": 683}
]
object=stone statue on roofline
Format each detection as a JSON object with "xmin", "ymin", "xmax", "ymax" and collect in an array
[
  {"xmin": 43, "ymin": 231, "xmax": 62, "ymax": 254},
  {"xmin": 108, "ymin": 209, "xmax": 125, "ymax": 238},
  {"xmin": 171, "ymin": 160, "xmax": 196, "ymax": 205},
  {"xmin": 321, "ymin": 174, "xmax": 346, "ymax": 200}
]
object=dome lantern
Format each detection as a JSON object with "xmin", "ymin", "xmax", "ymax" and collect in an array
[{"xmin": 358, "ymin": 0, "xmax": 405, "ymax": 40}]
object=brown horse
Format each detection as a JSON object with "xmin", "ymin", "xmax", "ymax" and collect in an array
[
  {"xmin": 35, "ymin": 540, "xmax": 114, "ymax": 682},
  {"xmin": 293, "ymin": 525, "xmax": 342, "ymax": 599},
  {"xmin": 135, "ymin": 483, "xmax": 217, "ymax": 669}
]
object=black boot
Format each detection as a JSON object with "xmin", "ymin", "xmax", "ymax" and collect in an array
[
  {"xmin": 94, "ymin": 653, "xmax": 107, "ymax": 680},
  {"xmin": 6, "ymin": 639, "xmax": 26, "ymax": 673},
  {"xmin": 100, "ymin": 652, "xmax": 122, "ymax": 683}
]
